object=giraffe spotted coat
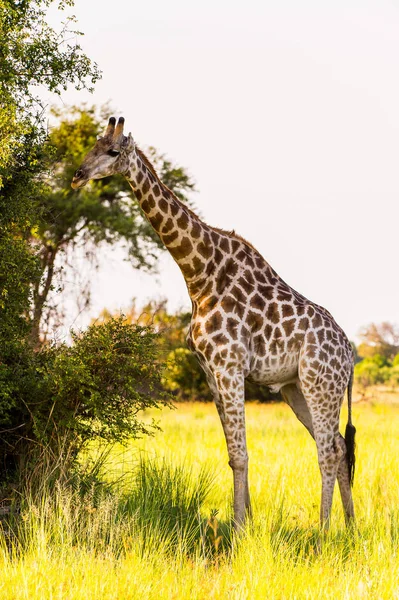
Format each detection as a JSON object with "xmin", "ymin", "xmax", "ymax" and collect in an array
[{"xmin": 71, "ymin": 117, "xmax": 356, "ymax": 530}]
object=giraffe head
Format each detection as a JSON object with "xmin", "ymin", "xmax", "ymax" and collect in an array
[{"xmin": 71, "ymin": 116, "xmax": 135, "ymax": 189}]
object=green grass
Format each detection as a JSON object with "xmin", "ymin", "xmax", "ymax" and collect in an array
[{"xmin": 1, "ymin": 395, "xmax": 399, "ymax": 599}]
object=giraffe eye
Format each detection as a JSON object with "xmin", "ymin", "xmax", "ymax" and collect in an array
[{"xmin": 107, "ymin": 149, "xmax": 120, "ymax": 157}]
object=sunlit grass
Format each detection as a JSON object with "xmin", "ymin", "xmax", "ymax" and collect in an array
[{"xmin": 1, "ymin": 392, "xmax": 399, "ymax": 599}]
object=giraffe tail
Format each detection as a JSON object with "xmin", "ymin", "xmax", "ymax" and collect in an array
[{"xmin": 345, "ymin": 366, "xmax": 356, "ymax": 486}]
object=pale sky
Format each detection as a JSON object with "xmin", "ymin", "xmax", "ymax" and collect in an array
[{"xmin": 47, "ymin": 0, "xmax": 399, "ymax": 341}]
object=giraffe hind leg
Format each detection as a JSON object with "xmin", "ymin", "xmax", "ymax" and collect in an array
[
  {"xmin": 283, "ymin": 383, "xmax": 354, "ymax": 528},
  {"xmin": 281, "ymin": 382, "xmax": 315, "ymax": 439}
]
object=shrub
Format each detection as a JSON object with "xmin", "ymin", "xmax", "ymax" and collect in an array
[{"xmin": 0, "ymin": 317, "xmax": 171, "ymax": 488}]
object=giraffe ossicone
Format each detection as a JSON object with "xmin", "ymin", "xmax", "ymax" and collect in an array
[{"xmin": 72, "ymin": 116, "xmax": 356, "ymax": 530}]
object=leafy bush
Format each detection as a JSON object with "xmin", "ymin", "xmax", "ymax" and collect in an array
[
  {"xmin": 355, "ymin": 352, "xmax": 399, "ymax": 390},
  {"xmin": 0, "ymin": 317, "xmax": 171, "ymax": 487}
]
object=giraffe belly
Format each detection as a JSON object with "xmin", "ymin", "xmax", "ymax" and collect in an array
[{"xmin": 249, "ymin": 353, "xmax": 300, "ymax": 392}]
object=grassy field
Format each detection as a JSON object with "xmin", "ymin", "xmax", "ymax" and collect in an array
[{"xmin": 1, "ymin": 391, "xmax": 399, "ymax": 599}]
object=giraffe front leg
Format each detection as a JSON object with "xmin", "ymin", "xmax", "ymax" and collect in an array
[{"xmin": 212, "ymin": 370, "xmax": 250, "ymax": 530}]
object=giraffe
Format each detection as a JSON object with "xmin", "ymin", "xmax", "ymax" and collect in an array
[{"xmin": 71, "ymin": 117, "xmax": 356, "ymax": 530}]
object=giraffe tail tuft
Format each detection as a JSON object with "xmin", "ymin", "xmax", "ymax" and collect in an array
[{"xmin": 345, "ymin": 367, "xmax": 356, "ymax": 486}]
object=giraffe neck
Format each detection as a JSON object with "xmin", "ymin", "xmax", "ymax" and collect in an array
[{"xmin": 125, "ymin": 148, "xmax": 215, "ymax": 298}]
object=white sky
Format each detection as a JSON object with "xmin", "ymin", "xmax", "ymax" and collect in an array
[{"xmin": 47, "ymin": 0, "xmax": 399, "ymax": 341}]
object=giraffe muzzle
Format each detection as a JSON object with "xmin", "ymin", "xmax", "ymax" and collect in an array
[{"xmin": 71, "ymin": 169, "xmax": 88, "ymax": 190}]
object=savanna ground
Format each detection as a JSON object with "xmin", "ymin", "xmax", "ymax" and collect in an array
[{"xmin": 1, "ymin": 389, "xmax": 399, "ymax": 599}]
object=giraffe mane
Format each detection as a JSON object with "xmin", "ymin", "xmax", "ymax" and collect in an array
[{"xmin": 136, "ymin": 147, "xmax": 259, "ymax": 254}]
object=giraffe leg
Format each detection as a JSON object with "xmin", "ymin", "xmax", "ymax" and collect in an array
[
  {"xmin": 303, "ymin": 399, "xmax": 344, "ymax": 530},
  {"xmin": 282, "ymin": 382, "xmax": 355, "ymax": 527},
  {"xmin": 281, "ymin": 382, "xmax": 315, "ymax": 438},
  {"xmin": 209, "ymin": 369, "xmax": 250, "ymax": 529}
]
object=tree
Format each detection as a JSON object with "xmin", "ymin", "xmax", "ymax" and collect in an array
[
  {"xmin": 0, "ymin": 0, "xmax": 100, "ymax": 485},
  {"xmin": 357, "ymin": 322, "xmax": 399, "ymax": 361},
  {"xmin": 30, "ymin": 105, "xmax": 196, "ymax": 345}
]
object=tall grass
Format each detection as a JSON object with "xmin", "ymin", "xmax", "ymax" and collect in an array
[{"xmin": 1, "ymin": 396, "xmax": 399, "ymax": 599}]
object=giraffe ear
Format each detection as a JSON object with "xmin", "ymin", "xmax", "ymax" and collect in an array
[{"xmin": 124, "ymin": 132, "xmax": 135, "ymax": 151}]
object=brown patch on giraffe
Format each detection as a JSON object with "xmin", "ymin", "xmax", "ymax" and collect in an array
[
  {"xmin": 219, "ymin": 237, "xmax": 230, "ymax": 252},
  {"xmin": 214, "ymin": 248, "xmax": 223, "ymax": 264},
  {"xmin": 137, "ymin": 171, "xmax": 144, "ymax": 184},
  {"xmin": 211, "ymin": 231, "xmax": 220, "ymax": 245},
  {"xmin": 203, "ymin": 342, "xmax": 214, "ymax": 359},
  {"xmin": 213, "ymin": 332, "xmax": 229, "ymax": 345},
  {"xmin": 177, "ymin": 212, "xmax": 189, "ymax": 230},
  {"xmin": 231, "ymin": 240, "xmax": 240, "ymax": 253},
  {"xmin": 306, "ymin": 345, "xmax": 316, "ymax": 358},
  {"xmin": 190, "ymin": 277, "xmax": 210, "ymax": 298},
  {"xmin": 205, "ymin": 311, "xmax": 223, "ymax": 333},
  {"xmin": 270, "ymin": 330, "xmax": 284, "ymax": 354},
  {"xmin": 296, "ymin": 305, "xmax": 306, "ymax": 316},
  {"xmin": 135, "ymin": 189, "xmax": 143, "ymax": 201},
  {"xmin": 244, "ymin": 270, "xmax": 255, "ymax": 285},
  {"xmin": 231, "ymin": 285, "xmax": 246, "ymax": 304},
  {"xmin": 298, "ymin": 317, "xmax": 309, "ymax": 331},
  {"xmin": 205, "ymin": 260, "xmax": 216, "ymax": 276},
  {"xmin": 216, "ymin": 271, "xmax": 232, "ymax": 295},
  {"xmin": 221, "ymin": 295, "xmax": 235, "ymax": 314},
  {"xmin": 254, "ymin": 269, "xmax": 266, "ymax": 283},
  {"xmin": 247, "ymin": 311, "xmax": 263, "ymax": 332},
  {"xmin": 250, "ymin": 293, "xmax": 266, "ymax": 311},
  {"xmin": 161, "ymin": 218, "xmax": 174, "ymax": 234},
  {"xmin": 282, "ymin": 318, "xmax": 296, "ymax": 337},
  {"xmin": 265, "ymin": 323, "xmax": 273, "ymax": 340},
  {"xmin": 170, "ymin": 236, "xmax": 193, "ymax": 260},
  {"xmin": 266, "ymin": 302, "xmax": 280, "ymax": 324},
  {"xmin": 317, "ymin": 330, "xmax": 326, "ymax": 344},
  {"xmin": 191, "ymin": 221, "xmax": 202, "ymax": 239},
  {"xmin": 253, "ymin": 334, "xmax": 266, "ymax": 356},
  {"xmin": 198, "ymin": 295, "xmax": 218, "ymax": 317},
  {"xmin": 282, "ymin": 304, "xmax": 294, "ymax": 318},
  {"xmin": 193, "ymin": 256, "xmax": 205, "ymax": 273},
  {"xmin": 287, "ymin": 337, "xmax": 300, "ymax": 352},
  {"xmin": 226, "ymin": 317, "xmax": 240, "ymax": 339},
  {"xmin": 258, "ymin": 285, "xmax": 274, "ymax": 300},
  {"xmin": 150, "ymin": 211, "xmax": 163, "ymax": 230},
  {"xmin": 238, "ymin": 276, "xmax": 253, "ymax": 295},
  {"xmin": 163, "ymin": 230, "xmax": 179, "ymax": 245},
  {"xmin": 148, "ymin": 194, "xmax": 156, "ymax": 209},
  {"xmin": 221, "ymin": 375, "xmax": 231, "ymax": 389},
  {"xmin": 307, "ymin": 331, "xmax": 317, "ymax": 344},
  {"xmin": 153, "ymin": 184, "xmax": 161, "ymax": 197},
  {"xmin": 198, "ymin": 241, "xmax": 213, "ymax": 259},
  {"xmin": 141, "ymin": 198, "xmax": 150, "ymax": 212},
  {"xmin": 191, "ymin": 322, "xmax": 202, "ymax": 340},
  {"xmin": 277, "ymin": 289, "xmax": 292, "ymax": 302},
  {"xmin": 142, "ymin": 180, "xmax": 150, "ymax": 194},
  {"xmin": 158, "ymin": 197, "xmax": 167, "ymax": 212},
  {"xmin": 245, "ymin": 255, "xmax": 255, "ymax": 268},
  {"xmin": 180, "ymin": 263, "xmax": 196, "ymax": 278},
  {"xmin": 313, "ymin": 312, "xmax": 323, "ymax": 328},
  {"xmin": 214, "ymin": 354, "xmax": 226, "ymax": 367},
  {"xmin": 170, "ymin": 203, "xmax": 179, "ymax": 217},
  {"xmin": 236, "ymin": 250, "xmax": 246, "ymax": 262},
  {"xmin": 197, "ymin": 339, "xmax": 206, "ymax": 352}
]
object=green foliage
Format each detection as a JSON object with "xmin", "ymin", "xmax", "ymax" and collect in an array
[
  {"xmin": 354, "ymin": 351, "xmax": 399, "ymax": 389},
  {"xmin": 43, "ymin": 317, "xmax": 171, "ymax": 444},
  {"xmin": 0, "ymin": 317, "xmax": 171, "ymax": 484}
]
